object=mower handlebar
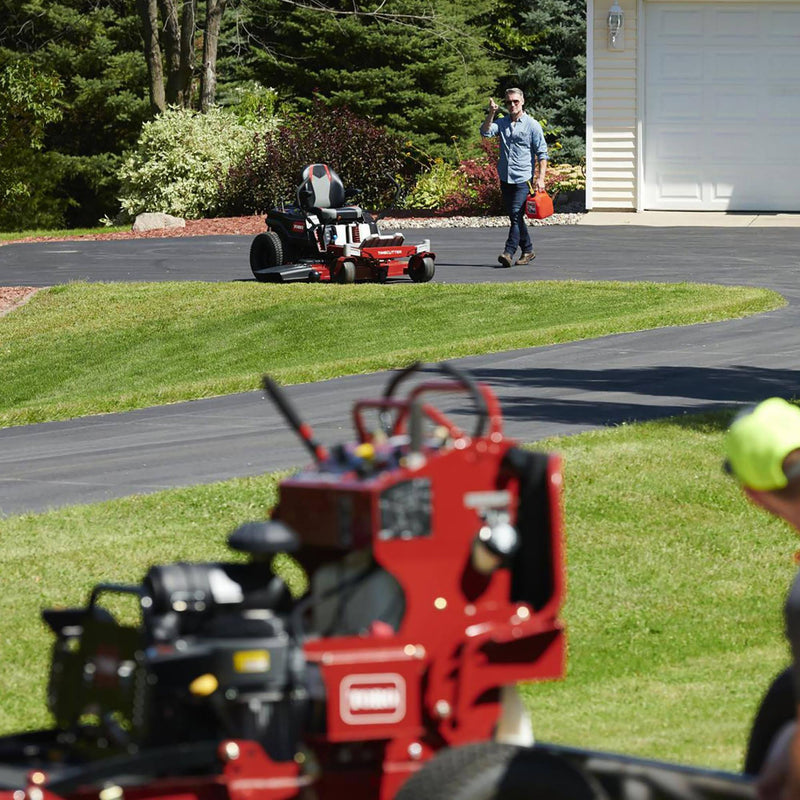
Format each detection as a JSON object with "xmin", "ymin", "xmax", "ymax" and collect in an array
[{"xmin": 382, "ymin": 362, "xmax": 493, "ymax": 438}]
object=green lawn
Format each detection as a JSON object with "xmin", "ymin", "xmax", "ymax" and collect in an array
[
  {"xmin": 0, "ymin": 280, "xmax": 782, "ymax": 427},
  {"xmin": 0, "ymin": 224, "xmax": 129, "ymax": 242},
  {"xmin": 1, "ymin": 412, "xmax": 794, "ymax": 771}
]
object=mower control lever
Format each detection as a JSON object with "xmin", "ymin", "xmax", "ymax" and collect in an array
[{"xmin": 262, "ymin": 375, "xmax": 330, "ymax": 463}]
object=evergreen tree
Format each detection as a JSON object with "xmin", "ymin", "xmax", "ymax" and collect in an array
[
  {"xmin": 481, "ymin": 0, "xmax": 586, "ymax": 163},
  {"xmin": 0, "ymin": 0, "xmax": 150, "ymax": 226},
  {"xmin": 227, "ymin": 0, "xmax": 504, "ymax": 156}
]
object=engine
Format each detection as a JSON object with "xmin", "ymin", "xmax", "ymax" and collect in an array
[{"xmin": 43, "ymin": 522, "xmax": 317, "ymax": 762}]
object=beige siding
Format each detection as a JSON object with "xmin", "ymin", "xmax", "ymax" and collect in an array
[{"xmin": 589, "ymin": 0, "xmax": 639, "ymax": 209}]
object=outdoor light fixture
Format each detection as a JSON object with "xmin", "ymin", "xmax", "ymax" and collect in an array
[{"xmin": 607, "ymin": 0, "xmax": 624, "ymax": 50}]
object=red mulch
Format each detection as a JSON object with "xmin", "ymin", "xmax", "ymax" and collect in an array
[{"xmin": 1, "ymin": 215, "xmax": 267, "ymax": 246}]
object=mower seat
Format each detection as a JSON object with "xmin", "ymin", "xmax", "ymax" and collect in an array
[{"xmin": 298, "ymin": 163, "xmax": 364, "ymax": 223}]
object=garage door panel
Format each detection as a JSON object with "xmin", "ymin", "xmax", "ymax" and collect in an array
[
  {"xmin": 701, "ymin": 132, "xmax": 750, "ymax": 161},
  {"xmin": 709, "ymin": 179, "xmax": 736, "ymax": 204},
  {"xmin": 660, "ymin": 8, "xmax": 705, "ymax": 36},
  {"xmin": 768, "ymin": 53, "xmax": 800, "ymax": 80},
  {"xmin": 653, "ymin": 52, "xmax": 703, "ymax": 81},
  {"xmin": 709, "ymin": 52, "xmax": 758, "ymax": 81},
  {"xmin": 713, "ymin": 8, "xmax": 758, "ymax": 38},
  {"xmin": 768, "ymin": 9, "xmax": 800, "ymax": 36},
  {"xmin": 657, "ymin": 89, "xmax": 705, "ymax": 121},
  {"xmin": 759, "ymin": 132, "xmax": 800, "ymax": 163},
  {"xmin": 653, "ymin": 174, "xmax": 703, "ymax": 202},
  {"xmin": 712, "ymin": 90, "xmax": 759, "ymax": 121},
  {"xmin": 644, "ymin": 1, "xmax": 800, "ymax": 211}
]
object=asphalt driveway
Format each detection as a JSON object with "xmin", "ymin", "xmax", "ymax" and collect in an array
[{"xmin": 2, "ymin": 222, "xmax": 799, "ymax": 515}]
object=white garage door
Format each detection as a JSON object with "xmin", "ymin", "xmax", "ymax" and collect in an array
[{"xmin": 644, "ymin": 2, "xmax": 800, "ymax": 211}]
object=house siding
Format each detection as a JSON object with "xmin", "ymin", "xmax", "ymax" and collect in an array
[{"xmin": 588, "ymin": 0, "xmax": 639, "ymax": 209}]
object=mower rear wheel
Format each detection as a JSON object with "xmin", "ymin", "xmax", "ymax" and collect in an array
[
  {"xmin": 410, "ymin": 255, "xmax": 435, "ymax": 283},
  {"xmin": 395, "ymin": 742, "xmax": 607, "ymax": 800},
  {"xmin": 338, "ymin": 260, "xmax": 356, "ymax": 284},
  {"xmin": 250, "ymin": 232, "xmax": 283, "ymax": 281}
]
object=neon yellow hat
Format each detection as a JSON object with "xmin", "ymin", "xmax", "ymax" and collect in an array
[{"xmin": 724, "ymin": 398, "xmax": 800, "ymax": 490}]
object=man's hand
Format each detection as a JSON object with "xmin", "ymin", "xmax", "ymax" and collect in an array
[{"xmin": 487, "ymin": 97, "xmax": 499, "ymax": 115}]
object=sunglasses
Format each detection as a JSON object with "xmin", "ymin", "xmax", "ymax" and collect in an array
[{"xmin": 505, "ymin": 99, "xmax": 522, "ymax": 107}]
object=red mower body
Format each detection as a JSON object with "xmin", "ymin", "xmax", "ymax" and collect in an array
[{"xmin": 0, "ymin": 363, "xmax": 565, "ymax": 800}]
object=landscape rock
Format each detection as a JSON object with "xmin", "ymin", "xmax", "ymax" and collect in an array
[{"xmin": 132, "ymin": 212, "xmax": 186, "ymax": 233}]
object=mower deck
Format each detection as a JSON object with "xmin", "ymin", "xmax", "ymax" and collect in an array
[{"xmin": 253, "ymin": 240, "xmax": 433, "ymax": 283}]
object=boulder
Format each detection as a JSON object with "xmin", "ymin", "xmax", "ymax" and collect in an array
[{"xmin": 132, "ymin": 212, "xmax": 186, "ymax": 232}]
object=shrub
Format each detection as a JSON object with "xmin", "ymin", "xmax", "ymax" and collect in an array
[
  {"xmin": 118, "ymin": 106, "xmax": 272, "ymax": 219},
  {"xmin": 403, "ymin": 158, "xmax": 469, "ymax": 211},
  {"xmin": 218, "ymin": 81, "xmax": 279, "ymax": 125},
  {"xmin": 218, "ymin": 99, "xmax": 414, "ymax": 215},
  {"xmin": 545, "ymin": 162, "xmax": 586, "ymax": 196},
  {"xmin": 403, "ymin": 139, "xmax": 503, "ymax": 216}
]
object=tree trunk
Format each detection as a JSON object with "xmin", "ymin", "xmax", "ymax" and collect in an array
[
  {"xmin": 200, "ymin": 0, "xmax": 227, "ymax": 112},
  {"xmin": 136, "ymin": 0, "xmax": 166, "ymax": 113},
  {"xmin": 178, "ymin": 0, "xmax": 197, "ymax": 105},
  {"xmin": 158, "ymin": 0, "xmax": 183, "ymax": 107}
]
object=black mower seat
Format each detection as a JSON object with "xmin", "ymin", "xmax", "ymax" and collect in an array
[{"xmin": 298, "ymin": 163, "xmax": 364, "ymax": 223}]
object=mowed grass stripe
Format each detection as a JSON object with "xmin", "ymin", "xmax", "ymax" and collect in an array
[{"xmin": 0, "ymin": 280, "xmax": 782, "ymax": 426}]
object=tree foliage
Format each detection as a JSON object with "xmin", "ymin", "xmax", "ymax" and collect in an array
[
  {"xmin": 226, "ymin": 0, "xmax": 503, "ymax": 156},
  {"xmin": 0, "ymin": 0, "xmax": 587, "ymax": 229},
  {"xmin": 0, "ymin": 0, "xmax": 151, "ymax": 227},
  {"xmin": 218, "ymin": 100, "xmax": 412, "ymax": 215},
  {"xmin": 479, "ymin": 0, "xmax": 586, "ymax": 163},
  {"xmin": 0, "ymin": 58, "xmax": 62, "ymax": 229}
]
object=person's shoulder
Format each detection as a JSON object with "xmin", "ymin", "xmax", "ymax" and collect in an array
[{"xmin": 523, "ymin": 114, "xmax": 543, "ymax": 130}]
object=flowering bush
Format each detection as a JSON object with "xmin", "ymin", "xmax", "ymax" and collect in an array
[
  {"xmin": 118, "ymin": 107, "xmax": 272, "ymax": 219},
  {"xmin": 402, "ymin": 140, "xmax": 503, "ymax": 216},
  {"xmin": 545, "ymin": 162, "xmax": 586, "ymax": 196}
]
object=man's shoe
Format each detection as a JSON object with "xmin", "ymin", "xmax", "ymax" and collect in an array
[
  {"xmin": 516, "ymin": 251, "xmax": 535, "ymax": 265},
  {"xmin": 497, "ymin": 252, "xmax": 513, "ymax": 268}
]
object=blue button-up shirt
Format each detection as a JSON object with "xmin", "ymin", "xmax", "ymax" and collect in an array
[{"xmin": 481, "ymin": 113, "xmax": 548, "ymax": 184}]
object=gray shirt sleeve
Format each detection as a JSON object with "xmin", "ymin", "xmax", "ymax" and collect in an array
[{"xmin": 784, "ymin": 570, "xmax": 800, "ymax": 696}]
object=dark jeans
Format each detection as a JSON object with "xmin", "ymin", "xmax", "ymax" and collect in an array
[{"xmin": 500, "ymin": 180, "xmax": 532, "ymax": 255}]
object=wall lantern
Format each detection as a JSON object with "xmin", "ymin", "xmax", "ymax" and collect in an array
[{"xmin": 607, "ymin": 1, "xmax": 625, "ymax": 50}]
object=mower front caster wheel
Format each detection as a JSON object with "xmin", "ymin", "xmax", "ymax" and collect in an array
[
  {"xmin": 337, "ymin": 260, "xmax": 356, "ymax": 284},
  {"xmin": 409, "ymin": 255, "xmax": 435, "ymax": 283}
]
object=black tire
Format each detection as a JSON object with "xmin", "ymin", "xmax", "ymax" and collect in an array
[
  {"xmin": 338, "ymin": 260, "xmax": 356, "ymax": 284},
  {"xmin": 410, "ymin": 255, "xmax": 435, "ymax": 283},
  {"xmin": 744, "ymin": 666, "xmax": 795, "ymax": 775},
  {"xmin": 395, "ymin": 743, "xmax": 607, "ymax": 800},
  {"xmin": 250, "ymin": 232, "xmax": 283, "ymax": 281}
]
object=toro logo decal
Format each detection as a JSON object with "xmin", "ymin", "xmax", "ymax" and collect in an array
[
  {"xmin": 339, "ymin": 673, "xmax": 406, "ymax": 725},
  {"xmin": 292, "ymin": 221, "xmax": 305, "ymax": 233}
]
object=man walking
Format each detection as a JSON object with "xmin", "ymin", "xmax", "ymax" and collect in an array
[{"xmin": 480, "ymin": 88, "xmax": 548, "ymax": 268}]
